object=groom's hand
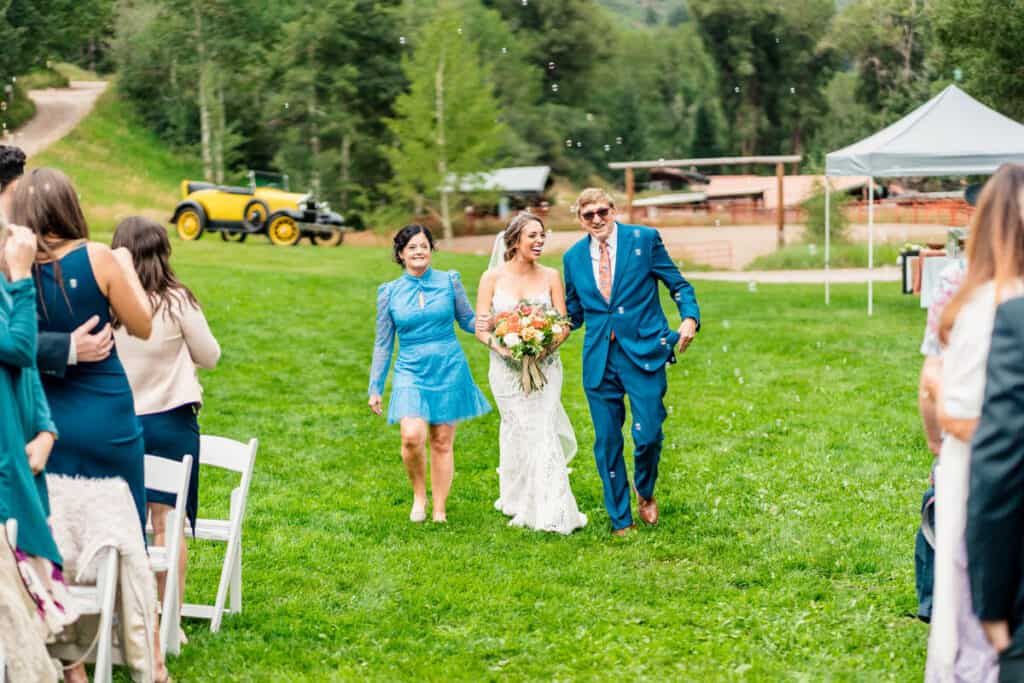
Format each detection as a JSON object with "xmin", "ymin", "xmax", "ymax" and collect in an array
[
  {"xmin": 475, "ymin": 313, "xmax": 493, "ymax": 335},
  {"xmin": 676, "ymin": 318, "xmax": 697, "ymax": 354}
]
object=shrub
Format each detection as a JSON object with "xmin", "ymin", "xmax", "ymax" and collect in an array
[{"xmin": 803, "ymin": 179, "xmax": 851, "ymax": 244}]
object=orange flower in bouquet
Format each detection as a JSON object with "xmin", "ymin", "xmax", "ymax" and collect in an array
[{"xmin": 492, "ymin": 301, "xmax": 571, "ymax": 393}]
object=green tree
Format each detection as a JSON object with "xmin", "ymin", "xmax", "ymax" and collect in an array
[
  {"xmin": 930, "ymin": 0, "xmax": 1024, "ymax": 121},
  {"xmin": 690, "ymin": 0, "xmax": 837, "ymax": 158},
  {"xmin": 826, "ymin": 0, "xmax": 933, "ymax": 117},
  {"xmin": 383, "ymin": 4, "xmax": 505, "ymax": 243},
  {"xmin": 482, "ymin": 0, "xmax": 613, "ymax": 105},
  {"xmin": 264, "ymin": 1, "xmax": 360, "ymax": 204}
]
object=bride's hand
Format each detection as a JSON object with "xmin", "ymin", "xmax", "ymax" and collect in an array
[{"xmin": 475, "ymin": 313, "xmax": 493, "ymax": 334}]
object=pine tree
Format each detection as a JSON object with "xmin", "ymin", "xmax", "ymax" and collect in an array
[{"xmin": 383, "ymin": 3, "xmax": 504, "ymax": 243}]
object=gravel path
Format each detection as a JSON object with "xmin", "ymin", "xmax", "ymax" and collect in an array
[{"xmin": 10, "ymin": 81, "xmax": 108, "ymax": 158}]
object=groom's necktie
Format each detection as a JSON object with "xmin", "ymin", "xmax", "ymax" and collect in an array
[{"xmin": 598, "ymin": 240, "xmax": 612, "ymax": 302}]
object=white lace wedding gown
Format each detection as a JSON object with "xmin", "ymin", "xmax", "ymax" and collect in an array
[{"xmin": 490, "ymin": 289, "xmax": 587, "ymax": 534}]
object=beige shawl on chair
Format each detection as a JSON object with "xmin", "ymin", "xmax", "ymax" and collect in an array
[{"xmin": 46, "ymin": 474, "xmax": 158, "ymax": 683}]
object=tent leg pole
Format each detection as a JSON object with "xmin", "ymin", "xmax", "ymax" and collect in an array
[
  {"xmin": 868, "ymin": 177, "xmax": 874, "ymax": 317},
  {"xmin": 825, "ymin": 178, "xmax": 830, "ymax": 305}
]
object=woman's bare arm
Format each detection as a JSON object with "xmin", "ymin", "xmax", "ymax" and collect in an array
[
  {"xmin": 475, "ymin": 269, "xmax": 498, "ymax": 349},
  {"xmin": 89, "ymin": 243, "xmax": 152, "ymax": 339}
]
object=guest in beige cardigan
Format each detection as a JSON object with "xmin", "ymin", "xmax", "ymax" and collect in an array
[{"xmin": 112, "ymin": 216, "xmax": 220, "ymax": 617}]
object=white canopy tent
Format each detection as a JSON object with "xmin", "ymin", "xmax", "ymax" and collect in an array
[{"xmin": 824, "ymin": 85, "xmax": 1024, "ymax": 314}]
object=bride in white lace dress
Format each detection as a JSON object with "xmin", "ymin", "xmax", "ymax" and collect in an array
[{"xmin": 474, "ymin": 213, "xmax": 587, "ymax": 535}]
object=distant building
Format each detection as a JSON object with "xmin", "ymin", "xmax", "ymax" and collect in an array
[{"xmin": 452, "ymin": 165, "xmax": 552, "ymax": 218}]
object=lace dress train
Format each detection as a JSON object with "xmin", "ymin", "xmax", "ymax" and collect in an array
[{"xmin": 489, "ymin": 291, "xmax": 586, "ymax": 535}]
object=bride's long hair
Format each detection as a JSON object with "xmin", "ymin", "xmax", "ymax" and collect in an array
[{"xmin": 502, "ymin": 212, "xmax": 545, "ymax": 262}]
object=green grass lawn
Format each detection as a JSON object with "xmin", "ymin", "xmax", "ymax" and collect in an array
[
  {"xmin": 34, "ymin": 80, "xmax": 931, "ymax": 682},
  {"xmin": 133, "ymin": 238, "xmax": 930, "ymax": 681},
  {"xmin": 747, "ymin": 242, "xmax": 903, "ymax": 271}
]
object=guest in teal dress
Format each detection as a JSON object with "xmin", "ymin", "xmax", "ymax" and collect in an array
[
  {"xmin": 369, "ymin": 224, "xmax": 490, "ymax": 523},
  {"xmin": 0, "ymin": 223, "xmax": 75, "ymax": 636},
  {"xmin": 10, "ymin": 169, "xmax": 154, "ymax": 534}
]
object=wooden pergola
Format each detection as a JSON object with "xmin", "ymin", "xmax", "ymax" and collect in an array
[{"xmin": 608, "ymin": 155, "xmax": 803, "ymax": 247}]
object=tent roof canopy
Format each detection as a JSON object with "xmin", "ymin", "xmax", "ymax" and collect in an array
[{"xmin": 826, "ymin": 85, "xmax": 1024, "ymax": 177}]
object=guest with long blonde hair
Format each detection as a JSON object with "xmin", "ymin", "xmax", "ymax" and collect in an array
[{"xmin": 925, "ymin": 163, "xmax": 1024, "ymax": 683}]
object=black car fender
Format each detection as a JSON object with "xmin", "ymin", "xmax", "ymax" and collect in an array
[
  {"xmin": 169, "ymin": 200, "xmax": 207, "ymax": 226},
  {"xmin": 267, "ymin": 208, "xmax": 305, "ymax": 223}
]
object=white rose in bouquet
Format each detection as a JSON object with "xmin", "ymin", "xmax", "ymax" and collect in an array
[{"xmin": 502, "ymin": 332, "xmax": 521, "ymax": 347}]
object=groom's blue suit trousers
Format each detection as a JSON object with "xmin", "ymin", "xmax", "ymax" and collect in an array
[{"xmin": 584, "ymin": 340, "xmax": 667, "ymax": 530}]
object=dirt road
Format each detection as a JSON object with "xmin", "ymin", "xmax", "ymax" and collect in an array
[
  {"xmin": 441, "ymin": 223, "xmax": 949, "ymax": 271},
  {"xmin": 10, "ymin": 81, "xmax": 107, "ymax": 158}
]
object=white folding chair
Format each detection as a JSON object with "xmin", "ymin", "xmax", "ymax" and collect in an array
[
  {"xmin": 182, "ymin": 436, "xmax": 257, "ymax": 632},
  {"xmin": 58, "ymin": 544, "xmax": 120, "ymax": 683},
  {"xmin": 145, "ymin": 453, "xmax": 193, "ymax": 657}
]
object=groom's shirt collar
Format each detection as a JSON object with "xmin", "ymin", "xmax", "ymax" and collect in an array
[{"xmin": 588, "ymin": 222, "xmax": 618, "ymax": 255}]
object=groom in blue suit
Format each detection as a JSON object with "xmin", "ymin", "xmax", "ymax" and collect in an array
[{"xmin": 563, "ymin": 188, "xmax": 699, "ymax": 536}]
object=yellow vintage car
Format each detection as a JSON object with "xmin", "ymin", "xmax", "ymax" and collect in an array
[{"xmin": 169, "ymin": 172, "xmax": 346, "ymax": 246}]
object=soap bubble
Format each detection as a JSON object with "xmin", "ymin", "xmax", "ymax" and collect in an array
[
  {"xmin": 616, "ymin": 136, "xmax": 623, "ymax": 144},
  {"xmin": 747, "ymin": 281, "xmax": 758, "ymax": 293},
  {"xmin": 399, "ymin": 36, "xmax": 406, "ymax": 45},
  {"xmin": 547, "ymin": 61, "xmax": 556, "ymax": 70},
  {"xmin": 565, "ymin": 139, "xmax": 572, "ymax": 148},
  {"xmin": 603, "ymin": 144, "xmax": 611, "ymax": 152},
  {"xmin": 551, "ymin": 83, "xmax": 559, "ymax": 93},
  {"xmin": 501, "ymin": 47, "xmax": 508, "ymax": 55},
  {"xmin": 733, "ymin": 85, "xmax": 740, "ymax": 93}
]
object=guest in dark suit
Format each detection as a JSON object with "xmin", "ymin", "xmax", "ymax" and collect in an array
[
  {"xmin": 968, "ymin": 295, "xmax": 1024, "ymax": 680},
  {"xmin": 0, "ymin": 145, "xmax": 113, "ymax": 376}
]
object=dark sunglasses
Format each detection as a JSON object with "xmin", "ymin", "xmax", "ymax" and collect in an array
[{"xmin": 580, "ymin": 207, "xmax": 611, "ymax": 223}]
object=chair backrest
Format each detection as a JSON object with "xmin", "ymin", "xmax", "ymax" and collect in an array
[
  {"xmin": 199, "ymin": 436, "xmax": 258, "ymax": 475},
  {"xmin": 4, "ymin": 518, "xmax": 16, "ymax": 547},
  {"xmin": 145, "ymin": 454, "xmax": 192, "ymax": 495}
]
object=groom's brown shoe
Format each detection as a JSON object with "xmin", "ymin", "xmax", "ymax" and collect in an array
[
  {"xmin": 637, "ymin": 495, "xmax": 659, "ymax": 526},
  {"xmin": 611, "ymin": 524, "xmax": 637, "ymax": 537}
]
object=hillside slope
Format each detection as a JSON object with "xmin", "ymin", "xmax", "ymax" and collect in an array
[{"xmin": 31, "ymin": 83, "xmax": 200, "ymax": 236}]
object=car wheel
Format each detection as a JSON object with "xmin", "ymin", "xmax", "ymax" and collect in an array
[
  {"xmin": 267, "ymin": 216, "xmax": 301, "ymax": 246},
  {"xmin": 221, "ymin": 230, "xmax": 248, "ymax": 243},
  {"xmin": 176, "ymin": 209, "xmax": 204, "ymax": 241},
  {"xmin": 242, "ymin": 199, "xmax": 269, "ymax": 232},
  {"xmin": 312, "ymin": 229, "xmax": 344, "ymax": 247}
]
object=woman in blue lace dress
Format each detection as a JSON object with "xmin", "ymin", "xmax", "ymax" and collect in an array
[{"xmin": 368, "ymin": 225, "xmax": 490, "ymax": 523}]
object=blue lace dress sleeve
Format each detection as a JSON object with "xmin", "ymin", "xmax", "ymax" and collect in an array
[
  {"xmin": 369, "ymin": 282, "xmax": 395, "ymax": 396},
  {"xmin": 449, "ymin": 271, "xmax": 476, "ymax": 333}
]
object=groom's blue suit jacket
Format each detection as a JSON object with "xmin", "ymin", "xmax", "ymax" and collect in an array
[{"xmin": 563, "ymin": 223, "xmax": 700, "ymax": 390}]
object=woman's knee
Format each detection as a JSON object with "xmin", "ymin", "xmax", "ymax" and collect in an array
[
  {"xmin": 429, "ymin": 424, "xmax": 455, "ymax": 453},
  {"xmin": 400, "ymin": 424, "xmax": 427, "ymax": 452}
]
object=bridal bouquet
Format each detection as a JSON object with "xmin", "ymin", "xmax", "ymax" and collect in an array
[{"xmin": 493, "ymin": 301, "xmax": 570, "ymax": 394}]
